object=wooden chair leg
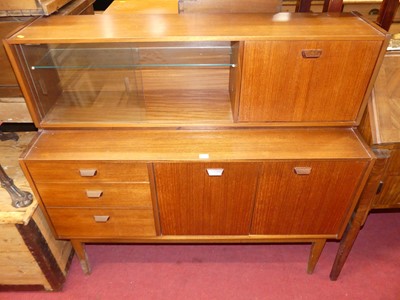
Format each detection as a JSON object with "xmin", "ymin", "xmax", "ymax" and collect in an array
[
  {"xmin": 376, "ymin": 0, "xmax": 400, "ymax": 31},
  {"xmin": 307, "ymin": 239, "xmax": 326, "ymax": 274},
  {"xmin": 71, "ymin": 240, "xmax": 91, "ymax": 275}
]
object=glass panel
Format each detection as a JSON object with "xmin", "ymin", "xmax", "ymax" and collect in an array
[
  {"xmin": 20, "ymin": 42, "xmax": 235, "ymax": 126},
  {"xmin": 30, "ymin": 42, "xmax": 234, "ymax": 69}
]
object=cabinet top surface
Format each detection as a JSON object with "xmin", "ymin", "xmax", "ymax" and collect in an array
[
  {"xmin": 6, "ymin": 13, "xmax": 386, "ymax": 44},
  {"xmin": 24, "ymin": 128, "xmax": 372, "ymax": 161}
]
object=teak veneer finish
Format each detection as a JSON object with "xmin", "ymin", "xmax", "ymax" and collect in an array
[
  {"xmin": 155, "ymin": 163, "xmax": 260, "ymax": 235},
  {"xmin": 239, "ymin": 40, "xmax": 381, "ymax": 122},
  {"xmin": 23, "ymin": 128, "xmax": 371, "ymax": 161},
  {"xmin": 3, "ymin": 13, "xmax": 389, "ymax": 128},
  {"xmin": 4, "ymin": 13, "xmax": 387, "ymax": 44},
  {"xmin": 5, "ymin": 13, "xmax": 389, "ymax": 275},
  {"xmin": 20, "ymin": 128, "xmax": 374, "ymax": 274}
]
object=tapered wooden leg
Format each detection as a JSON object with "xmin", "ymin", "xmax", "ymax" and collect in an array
[
  {"xmin": 330, "ymin": 150, "xmax": 389, "ymax": 280},
  {"xmin": 330, "ymin": 219, "xmax": 361, "ymax": 280},
  {"xmin": 307, "ymin": 239, "xmax": 326, "ymax": 274},
  {"xmin": 71, "ymin": 240, "xmax": 91, "ymax": 275}
]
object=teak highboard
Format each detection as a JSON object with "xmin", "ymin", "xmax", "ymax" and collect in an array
[{"xmin": 3, "ymin": 12, "xmax": 389, "ymax": 275}]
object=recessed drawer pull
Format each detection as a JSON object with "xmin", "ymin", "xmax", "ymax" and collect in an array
[
  {"xmin": 294, "ymin": 167, "xmax": 312, "ymax": 175},
  {"xmin": 206, "ymin": 168, "xmax": 224, "ymax": 176},
  {"xmin": 93, "ymin": 215, "xmax": 110, "ymax": 223},
  {"xmin": 79, "ymin": 169, "xmax": 97, "ymax": 177},
  {"xmin": 301, "ymin": 49, "xmax": 322, "ymax": 59},
  {"xmin": 86, "ymin": 190, "xmax": 103, "ymax": 198}
]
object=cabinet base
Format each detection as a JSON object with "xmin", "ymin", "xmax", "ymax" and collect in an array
[{"xmin": 70, "ymin": 238, "xmax": 327, "ymax": 275}]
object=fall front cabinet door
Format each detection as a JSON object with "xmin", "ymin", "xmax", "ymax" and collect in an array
[
  {"xmin": 154, "ymin": 163, "xmax": 260, "ymax": 235},
  {"xmin": 238, "ymin": 40, "xmax": 382, "ymax": 123},
  {"xmin": 251, "ymin": 160, "xmax": 368, "ymax": 235}
]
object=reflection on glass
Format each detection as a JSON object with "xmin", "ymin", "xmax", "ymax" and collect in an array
[{"xmin": 20, "ymin": 42, "xmax": 236, "ymax": 125}]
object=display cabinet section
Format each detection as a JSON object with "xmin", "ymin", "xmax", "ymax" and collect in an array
[
  {"xmin": 155, "ymin": 163, "xmax": 260, "ymax": 235},
  {"xmin": 251, "ymin": 160, "xmax": 368, "ymax": 235},
  {"xmin": 237, "ymin": 40, "xmax": 383, "ymax": 123},
  {"xmin": 16, "ymin": 41, "xmax": 238, "ymax": 126}
]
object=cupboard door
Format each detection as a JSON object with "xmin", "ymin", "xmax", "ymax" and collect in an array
[
  {"xmin": 251, "ymin": 160, "xmax": 367, "ymax": 235},
  {"xmin": 238, "ymin": 40, "xmax": 382, "ymax": 123},
  {"xmin": 155, "ymin": 163, "xmax": 260, "ymax": 235}
]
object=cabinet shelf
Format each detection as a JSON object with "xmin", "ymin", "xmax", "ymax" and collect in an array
[
  {"xmin": 32, "ymin": 64, "xmax": 235, "ymax": 69},
  {"xmin": 42, "ymin": 89, "xmax": 233, "ymax": 125}
]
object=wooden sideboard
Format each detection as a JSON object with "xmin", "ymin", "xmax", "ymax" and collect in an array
[{"xmin": 3, "ymin": 13, "xmax": 389, "ymax": 275}]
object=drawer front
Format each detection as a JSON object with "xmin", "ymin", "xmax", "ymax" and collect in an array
[
  {"xmin": 36, "ymin": 182, "xmax": 152, "ymax": 208},
  {"xmin": 47, "ymin": 208, "xmax": 156, "ymax": 238},
  {"xmin": 26, "ymin": 161, "xmax": 149, "ymax": 182}
]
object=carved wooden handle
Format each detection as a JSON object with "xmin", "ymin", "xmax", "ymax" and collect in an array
[
  {"xmin": 294, "ymin": 167, "xmax": 312, "ymax": 175},
  {"xmin": 301, "ymin": 49, "xmax": 322, "ymax": 59}
]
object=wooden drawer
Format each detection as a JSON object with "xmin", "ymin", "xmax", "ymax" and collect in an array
[
  {"xmin": 35, "ymin": 182, "xmax": 152, "ymax": 208},
  {"xmin": 47, "ymin": 208, "xmax": 156, "ymax": 238},
  {"xmin": 26, "ymin": 161, "xmax": 149, "ymax": 183}
]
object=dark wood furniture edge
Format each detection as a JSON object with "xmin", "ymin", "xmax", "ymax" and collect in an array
[
  {"xmin": 329, "ymin": 149, "xmax": 390, "ymax": 280},
  {"xmin": 377, "ymin": 0, "xmax": 400, "ymax": 31},
  {"xmin": 0, "ymin": 284, "xmax": 45, "ymax": 291},
  {"xmin": 15, "ymin": 217, "xmax": 73, "ymax": 291}
]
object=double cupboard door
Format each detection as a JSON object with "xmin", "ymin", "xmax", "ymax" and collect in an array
[{"xmin": 154, "ymin": 160, "xmax": 368, "ymax": 236}]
